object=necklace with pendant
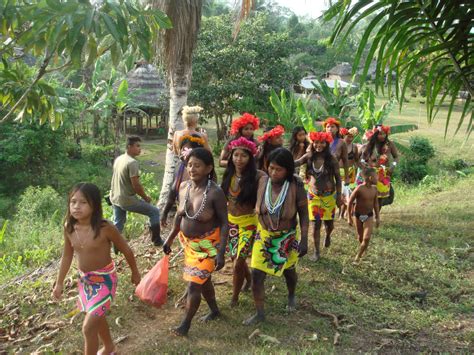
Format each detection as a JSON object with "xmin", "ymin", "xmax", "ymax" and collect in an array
[{"xmin": 74, "ymin": 226, "xmax": 92, "ymax": 249}]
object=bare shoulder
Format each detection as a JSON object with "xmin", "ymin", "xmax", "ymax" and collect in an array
[
  {"xmin": 101, "ymin": 220, "xmax": 120, "ymax": 236},
  {"xmin": 210, "ymin": 181, "xmax": 225, "ymax": 198},
  {"xmin": 256, "ymin": 170, "xmax": 267, "ymax": 180}
]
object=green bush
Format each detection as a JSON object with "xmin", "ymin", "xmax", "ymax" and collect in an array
[
  {"xmin": 0, "ymin": 121, "xmax": 67, "ymax": 194},
  {"xmin": 398, "ymin": 136, "xmax": 435, "ymax": 184},
  {"xmin": 0, "ymin": 186, "xmax": 64, "ymax": 282},
  {"xmin": 81, "ymin": 143, "xmax": 115, "ymax": 166},
  {"xmin": 399, "ymin": 158, "xmax": 429, "ymax": 184},
  {"xmin": 15, "ymin": 186, "xmax": 64, "ymax": 223},
  {"xmin": 408, "ymin": 136, "xmax": 435, "ymax": 163}
]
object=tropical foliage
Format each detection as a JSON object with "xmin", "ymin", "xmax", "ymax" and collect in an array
[
  {"xmin": 0, "ymin": 0, "xmax": 170, "ymax": 127},
  {"xmin": 325, "ymin": 0, "xmax": 473, "ymax": 136},
  {"xmin": 190, "ymin": 13, "xmax": 298, "ymax": 139}
]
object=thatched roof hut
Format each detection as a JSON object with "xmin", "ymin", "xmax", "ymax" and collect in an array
[
  {"xmin": 326, "ymin": 62, "xmax": 353, "ymax": 82},
  {"xmin": 125, "ymin": 61, "xmax": 168, "ymax": 109},
  {"xmin": 118, "ymin": 62, "xmax": 169, "ymax": 137}
]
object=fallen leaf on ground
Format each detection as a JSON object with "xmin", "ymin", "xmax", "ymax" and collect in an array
[
  {"xmin": 248, "ymin": 329, "xmax": 260, "ymax": 339},
  {"xmin": 259, "ymin": 334, "xmax": 280, "ymax": 344}
]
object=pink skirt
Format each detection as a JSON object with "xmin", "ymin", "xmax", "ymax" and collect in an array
[{"xmin": 77, "ymin": 262, "xmax": 117, "ymax": 317}]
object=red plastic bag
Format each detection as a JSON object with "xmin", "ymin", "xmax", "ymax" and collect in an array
[{"xmin": 135, "ymin": 255, "xmax": 169, "ymax": 307}]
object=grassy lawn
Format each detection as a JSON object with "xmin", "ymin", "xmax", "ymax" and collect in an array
[
  {"xmin": 1, "ymin": 174, "xmax": 472, "ymax": 353},
  {"xmin": 1, "ymin": 98, "xmax": 472, "ymax": 353}
]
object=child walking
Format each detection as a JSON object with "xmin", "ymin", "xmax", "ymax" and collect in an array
[
  {"xmin": 347, "ymin": 168, "xmax": 380, "ymax": 263},
  {"xmin": 53, "ymin": 183, "xmax": 141, "ymax": 355}
]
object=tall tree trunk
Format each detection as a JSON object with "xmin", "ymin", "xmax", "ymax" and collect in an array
[
  {"xmin": 157, "ymin": 60, "xmax": 190, "ymax": 209},
  {"xmin": 152, "ymin": 0, "xmax": 203, "ymax": 210}
]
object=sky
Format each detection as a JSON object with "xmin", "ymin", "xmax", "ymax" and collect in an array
[{"xmin": 271, "ymin": 0, "xmax": 329, "ymax": 19}]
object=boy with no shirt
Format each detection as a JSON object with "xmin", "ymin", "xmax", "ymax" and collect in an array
[{"xmin": 347, "ymin": 168, "xmax": 380, "ymax": 263}]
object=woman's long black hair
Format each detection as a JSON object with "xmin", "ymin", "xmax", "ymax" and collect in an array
[
  {"xmin": 363, "ymin": 127, "xmax": 390, "ymax": 160},
  {"xmin": 221, "ymin": 148, "xmax": 258, "ymax": 206},
  {"xmin": 187, "ymin": 147, "xmax": 217, "ymax": 181},
  {"xmin": 289, "ymin": 126, "xmax": 308, "ymax": 156},
  {"xmin": 257, "ymin": 126, "xmax": 281, "ymax": 170},
  {"xmin": 267, "ymin": 147, "xmax": 295, "ymax": 182},
  {"xmin": 308, "ymin": 143, "xmax": 336, "ymax": 178}
]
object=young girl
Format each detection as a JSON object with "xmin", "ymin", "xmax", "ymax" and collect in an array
[
  {"xmin": 323, "ymin": 117, "xmax": 349, "ymax": 185},
  {"xmin": 245, "ymin": 147, "xmax": 308, "ymax": 325},
  {"xmin": 219, "ymin": 113, "xmax": 260, "ymax": 167},
  {"xmin": 163, "ymin": 148, "xmax": 229, "ymax": 336},
  {"xmin": 347, "ymin": 168, "xmax": 380, "ymax": 263},
  {"xmin": 53, "ymin": 183, "xmax": 140, "ymax": 355},
  {"xmin": 339, "ymin": 127, "xmax": 359, "ymax": 218},
  {"xmin": 289, "ymin": 126, "xmax": 309, "ymax": 181},
  {"xmin": 360, "ymin": 125, "xmax": 399, "ymax": 208},
  {"xmin": 256, "ymin": 125, "xmax": 285, "ymax": 172},
  {"xmin": 297, "ymin": 131, "xmax": 342, "ymax": 261},
  {"xmin": 172, "ymin": 105, "xmax": 211, "ymax": 154},
  {"xmin": 221, "ymin": 137, "xmax": 266, "ymax": 306},
  {"xmin": 161, "ymin": 133, "xmax": 206, "ymax": 227}
]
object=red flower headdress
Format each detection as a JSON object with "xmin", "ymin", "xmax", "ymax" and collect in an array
[
  {"xmin": 322, "ymin": 117, "xmax": 341, "ymax": 129},
  {"xmin": 228, "ymin": 137, "xmax": 258, "ymax": 156},
  {"xmin": 340, "ymin": 127, "xmax": 359, "ymax": 137},
  {"xmin": 364, "ymin": 125, "xmax": 390, "ymax": 140},
  {"xmin": 309, "ymin": 131, "xmax": 334, "ymax": 144},
  {"xmin": 230, "ymin": 113, "xmax": 260, "ymax": 135},
  {"xmin": 339, "ymin": 127, "xmax": 349, "ymax": 137},
  {"xmin": 258, "ymin": 125, "xmax": 285, "ymax": 142}
]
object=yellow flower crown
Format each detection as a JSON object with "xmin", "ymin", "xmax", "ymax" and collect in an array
[{"xmin": 179, "ymin": 134, "xmax": 206, "ymax": 147}]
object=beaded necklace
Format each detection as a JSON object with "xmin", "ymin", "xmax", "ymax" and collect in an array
[
  {"xmin": 264, "ymin": 178, "xmax": 289, "ymax": 230},
  {"xmin": 184, "ymin": 179, "xmax": 211, "ymax": 220}
]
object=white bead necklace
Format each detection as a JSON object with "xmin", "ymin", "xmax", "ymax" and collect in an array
[{"xmin": 184, "ymin": 179, "xmax": 212, "ymax": 220}]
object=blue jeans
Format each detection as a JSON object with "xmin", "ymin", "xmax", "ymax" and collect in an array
[{"xmin": 112, "ymin": 200, "xmax": 160, "ymax": 232}]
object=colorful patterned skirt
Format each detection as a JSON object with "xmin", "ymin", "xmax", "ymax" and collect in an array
[
  {"xmin": 227, "ymin": 213, "xmax": 257, "ymax": 259},
  {"xmin": 340, "ymin": 166, "xmax": 357, "ymax": 185},
  {"xmin": 307, "ymin": 189, "xmax": 337, "ymax": 221},
  {"xmin": 77, "ymin": 261, "xmax": 117, "ymax": 317},
  {"xmin": 179, "ymin": 228, "xmax": 220, "ymax": 285},
  {"xmin": 376, "ymin": 166, "xmax": 391, "ymax": 199},
  {"xmin": 250, "ymin": 224, "xmax": 299, "ymax": 277}
]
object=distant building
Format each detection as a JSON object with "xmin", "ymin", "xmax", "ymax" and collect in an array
[{"xmin": 326, "ymin": 62, "xmax": 353, "ymax": 82}]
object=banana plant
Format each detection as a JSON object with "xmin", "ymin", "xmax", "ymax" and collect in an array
[
  {"xmin": 310, "ymin": 78, "xmax": 358, "ymax": 125},
  {"xmin": 0, "ymin": 0, "xmax": 171, "ymax": 126},
  {"xmin": 269, "ymin": 88, "xmax": 297, "ymax": 128}
]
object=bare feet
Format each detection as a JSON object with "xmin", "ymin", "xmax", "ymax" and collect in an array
[
  {"xmin": 309, "ymin": 252, "xmax": 320, "ymax": 262},
  {"xmin": 287, "ymin": 295, "xmax": 296, "ymax": 312},
  {"xmin": 230, "ymin": 298, "xmax": 238, "ymax": 307},
  {"xmin": 241, "ymin": 279, "xmax": 251, "ymax": 293},
  {"xmin": 200, "ymin": 310, "xmax": 220, "ymax": 322},
  {"xmin": 242, "ymin": 313, "xmax": 265, "ymax": 325},
  {"xmin": 98, "ymin": 346, "xmax": 117, "ymax": 355},
  {"xmin": 324, "ymin": 235, "xmax": 331, "ymax": 248},
  {"xmin": 170, "ymin": 322, "xmax": 190, "ymax": 336}
]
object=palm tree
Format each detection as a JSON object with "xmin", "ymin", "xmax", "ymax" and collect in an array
[
  {"xmin": 325, "ymin": 0, "xmax": 473, "ymax": 137},
  {"xmin": 152, "ymin": 0, "xmax": 256, "ymax": 209},
  {"xmin": 150, "ymin": 0, "xmax": 203, "ymax": 209}
]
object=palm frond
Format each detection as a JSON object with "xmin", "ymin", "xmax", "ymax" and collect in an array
[
  {"xmin": 389, "ymin": 124, "xmax": 418, "ymax": 135},
  {"xmin": 150, "ymin": 0, "xmax": 203, "ymax": 80},
  {"xmin": 326, "ymin": 0, "xmax": 473, "ymax": 136}
]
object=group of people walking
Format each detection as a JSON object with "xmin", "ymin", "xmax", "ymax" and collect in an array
[{"xmin": 53, "ymin": 107, "xmax": 399, "ymax": 353}]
